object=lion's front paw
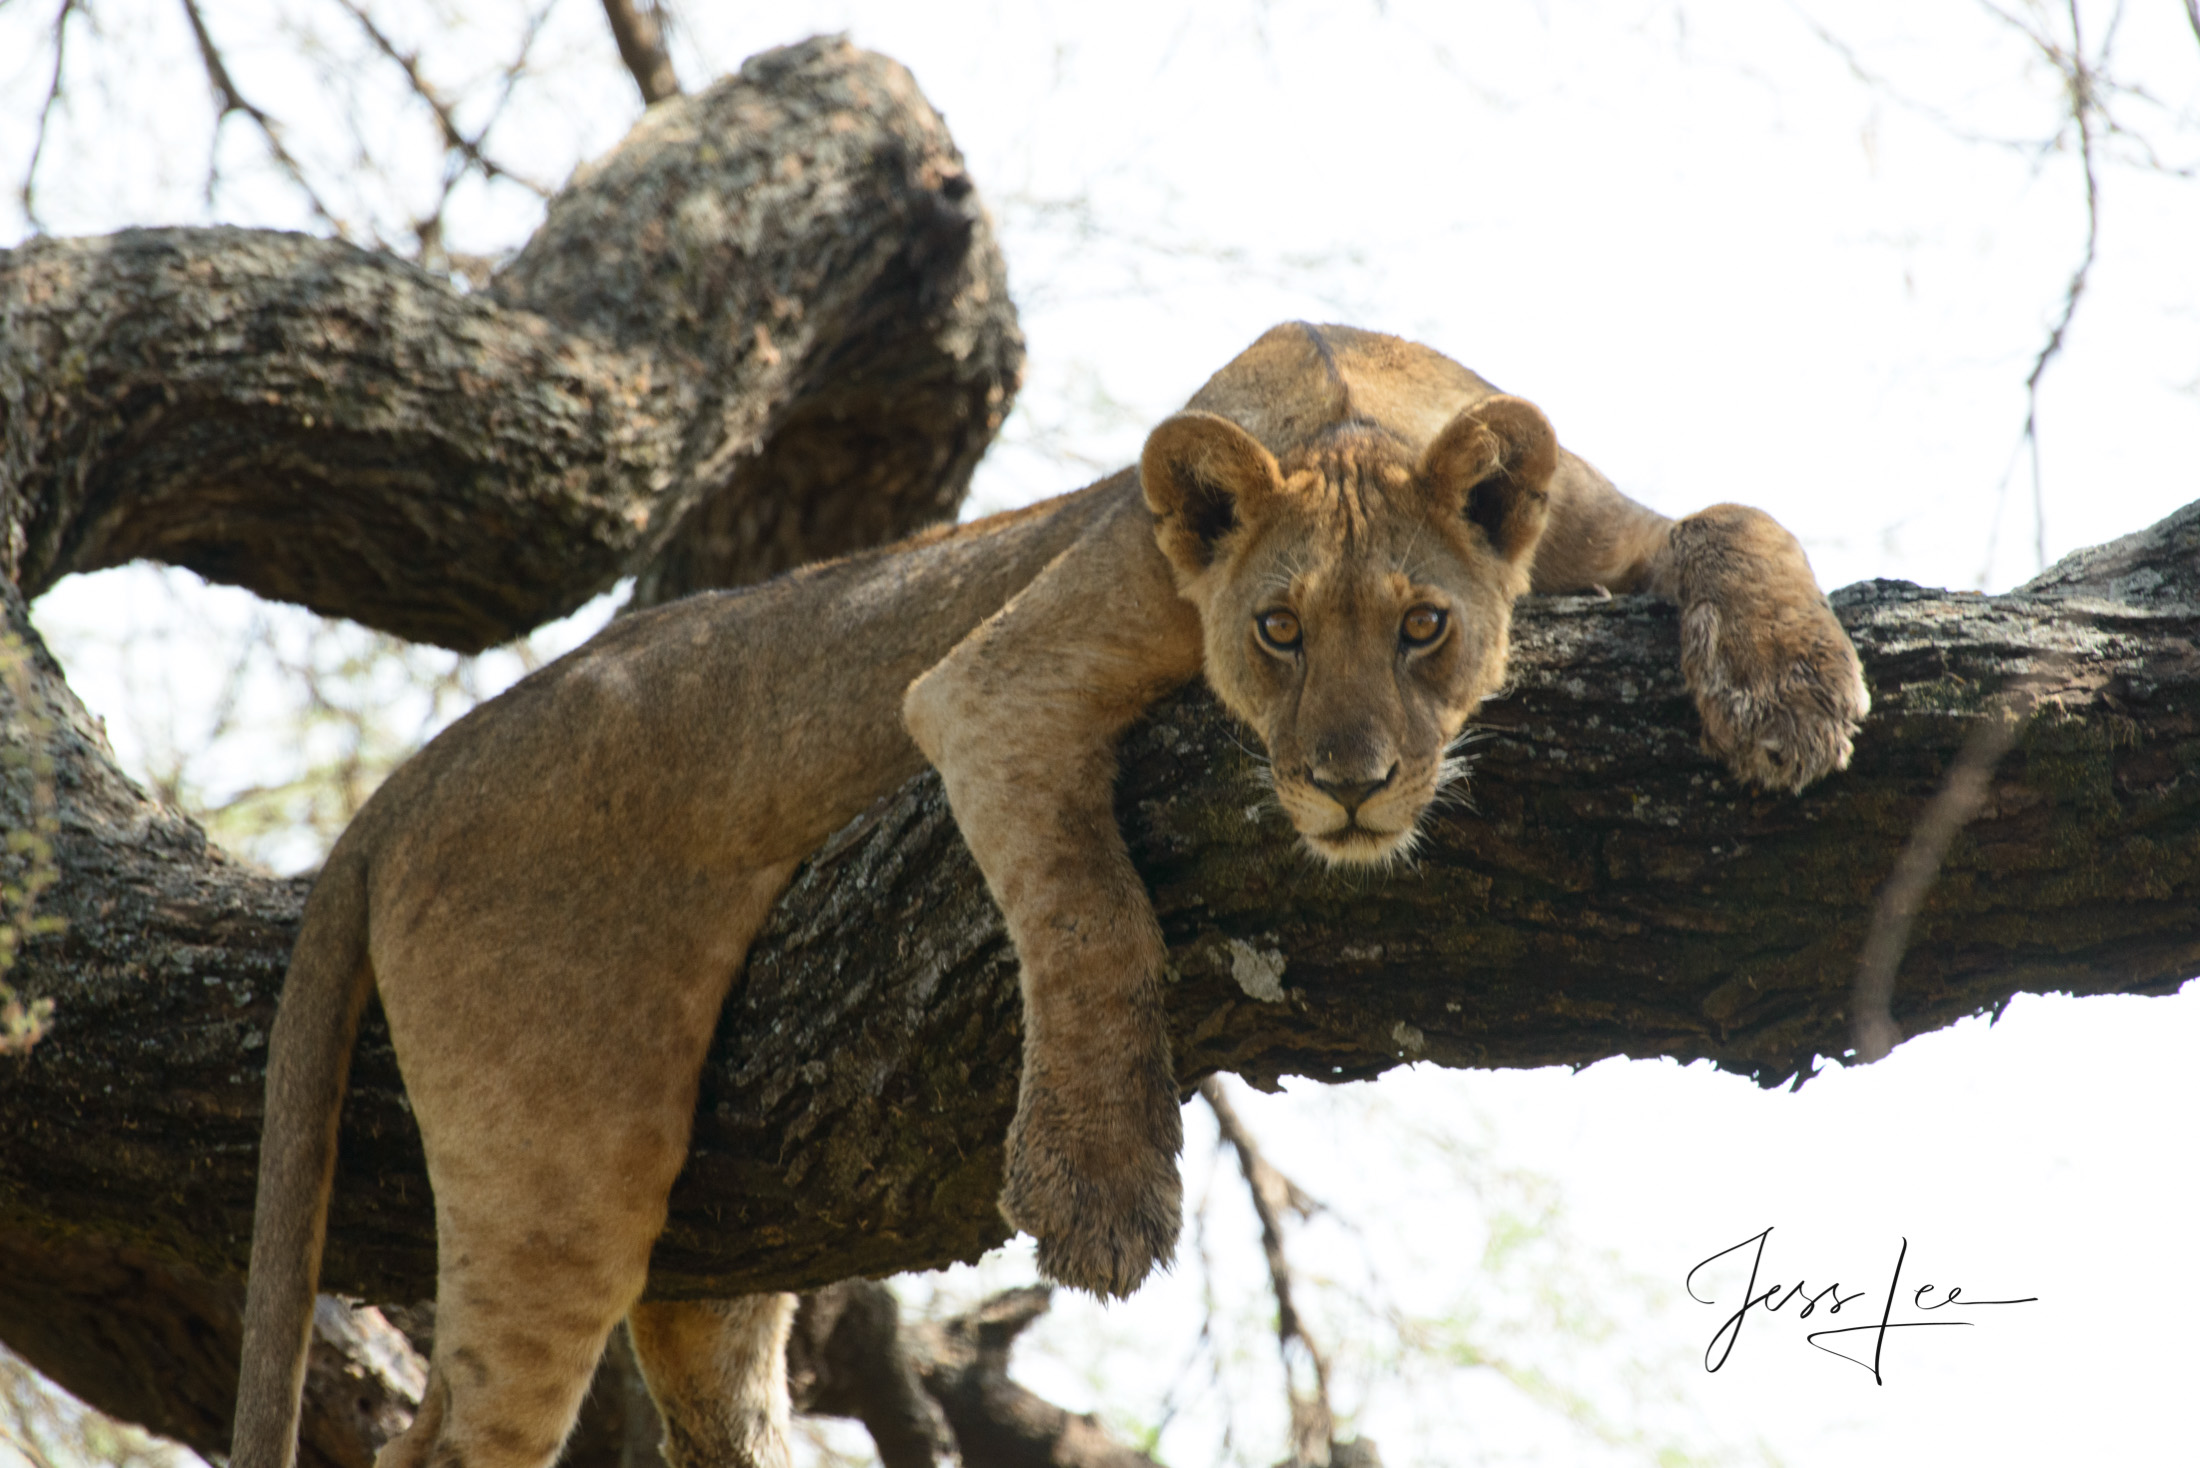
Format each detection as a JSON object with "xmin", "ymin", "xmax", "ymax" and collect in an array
[
  {"xmin": 1679, "ymin": 593, "xmax": 1868, "ymax": 791},
  {"xmin": 1000, "ymin": 1080, "xmax": 1183, "ymax": 1299},
  {"xmin": 1661, "ymin": 506, "xmax": 1869, "ymax": 793}
]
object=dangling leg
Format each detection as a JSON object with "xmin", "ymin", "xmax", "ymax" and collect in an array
[
  {"xmin": 627, "ymin": 1295, "xmax": 798, "ymax": 1468},
  {"xmin": 904, "ymin": 492, "xmax": 1205, "ymax": 1296},
  {"xmin": 374, "ymin": 1174, "xmax": 667, "ymax": 1468}
]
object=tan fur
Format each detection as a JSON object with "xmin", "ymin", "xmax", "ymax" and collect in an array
[
  {"xmin": 233, "ymin": 324, "xmax": 1865, "ymax": 1468},
  {"xmin": 628, "ymin": 1297, "xmax": 797, "ymax": 1468}
]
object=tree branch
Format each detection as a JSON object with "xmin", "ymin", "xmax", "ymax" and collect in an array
[
  {"xmin": 1200, "ymin": 1078, "xmax": 1371, "ymax": 1468},
  {"xmin": 787, "ymin": 1282, "xmax": 959, "ymax": 1468},
  {"xmin": 1, "ymin": 37, "xmax": 1020, "ymax": 648},
  {"xmin": 5, "ymin": 509, "xmax": 2197, "ymax": 1359},
  {"xmin": 5, "ymin": 35, "xmax": 2198, "ymax": 1460},
  {"xmin": 2008, "ymin": 0, "xmax": 2102, "ymax": 573},
  {"xmin": 327, "ymin": 0, "xmax": 552, "ymax": 200},
  {"xmin": 176, "ymin": 0, "xmax": 341, "ymax": 233},
  {"xmin": 1848, "ymin": 672, "xmax": 2047, "ymax": 1061},
  {"xmin": 903, "ymin": 1288, "xmax": 1165, "ymax": 1468},
  {"xmin": 15, "ymin": 0, "xmax": 80, "ymax": 232},
  {"xmin": 600, "ymin": 0, "xmax": 681, "ymax": 106}
]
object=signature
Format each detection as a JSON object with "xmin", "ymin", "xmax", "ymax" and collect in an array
[{"xmin": 1686, "ymin": 1227, "xmax": 2037, "ymax": 1383}]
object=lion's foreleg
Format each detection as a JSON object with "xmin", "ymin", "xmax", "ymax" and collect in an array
[
  {"xmin": 1535, "ymin": 454, "xmax": 1867, "ymax": 791},
  {"xmin": 1645, "ymin": 503, "xmax": 1869, "ymax": 791},
  {"xmin": 954, "ymin": 723, "xmax": 1187, "ymax": 1298},
  {"xmin": 904, "ymin": 499, "xmax": 1203, "ymax": 1298}
]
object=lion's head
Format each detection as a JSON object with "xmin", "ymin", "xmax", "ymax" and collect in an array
[{"xmin": 1141, "ymin": 397, "xmax": 1557, "ymax": 866}]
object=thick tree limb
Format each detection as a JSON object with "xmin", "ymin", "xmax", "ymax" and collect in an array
[
  {"xmin": 3, "ymin": 36, "xmax": 2196, "ymax": 1452},
  {"xmin": 902, "ymin": 1288, "xmax": 1164, "ymax": 1468},
  {"xmin": 786, "ymin": 1282, "xmax": 959, "ymax": 1468},
  {"xmin": 0, "ymin": 1228, "xmax": 420, "ymax": 1468},
  {"xmin": 0, "ymin": 31, "xmax": 1028, "ymax": 1454},
  {"xmin": 4, "ymin": 503, "xmax": 2197, "ymax": 1430},
  {"xmin": 784, "ymin": 1280, "xmax": 1173, "ymax": 1468},
  {"xmin": 0, "ymin": 35, "xmax": 1020, "ymax": 648}
]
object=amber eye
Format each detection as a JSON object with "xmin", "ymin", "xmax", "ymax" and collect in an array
[
  {"xmin": 1401, "ymin": 605, "xmax": 1447, "ymax": 647},
  {"xmin": 1256, "ymin": 609, "xmax": 1302, "ymax": 651}
]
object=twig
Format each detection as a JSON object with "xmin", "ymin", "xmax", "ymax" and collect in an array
[
  {"xmin": 2011, "ymin": 0, "xmax": 2102, "ymax": 573},
  {"xmin": 1790, "ymin": 4, "xmax": 2045, "ymax": 153},
  {"xmin": 327, "ymin": 0, "xmax": 550, "ymax": 198},
  {"xmin": 1848, "ymin": 676, "xmax": 2052, "ymax": 1063},
  {"xmin": 1201, "ymin": 1077, "xmax": 1373, "ymax": 1468},
  {"xmin": 176, "ymin": 0, "xmax": 342, "ymax": 232},
  {"xmin": 438, "ymin": 1, "xmax": 556, "ymax": 276},
  {"xmin": 17, "ymin": 0, "xmax": 80, "ymax": 230},
  {"xmin": 1802, "ymin": 2, "xmax": 2125, "ymax": 583},
  {"xmin": 1964, "ymin": 0, "xmax": 2104, "ymax": 581},
  {"xmin": 600, "ymin": 0, "xmax": 680, "ymax": 104}
]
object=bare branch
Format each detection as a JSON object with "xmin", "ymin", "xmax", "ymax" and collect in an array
[
  {"xmin": 1791, "ymin": 5, "xmax": 2046, "ymax": 153},
  {"xmin": 326, "ymin": 0, "xmax": 551, "ymax": 200},
  {"xmin": 1803, "ymin": 2, "xmax": 2150, "ymax": 582},
  {"xmin": 1201, "ymin": 1078, "xmax": 1374, "ymax": 1468},
  {"xmin": 16, "ymin": 0, "xmax": 80, "ymax": 231},
  {"xmin": 1849, "ymin": 670, "xmax": 2056, "ymax": 1062},
  {"xmin": 2005, "ymin": 0, "xmax": 2103, "ymax": 572},
  {"xmin": 905, "ymin": 1289, "xmax": 1164, "ymax": 1468},
  {"xmin": 787, "ymin": 1283, "xmax": 958, "ymax": 1468},
  {"xmin": 433, "ymin": 2, "xmax": 557, "ymax": 276},
  {"xmin": 600, "ymin": 0, "xmax": 680, "ymax": 105},
  {"xmin": 584, "ymin": 1278, "xmax": 1185, "ymax": 1468},
  {"xmin": 176, "ymin": 0, "xmax": 341, "ymax": 232}
]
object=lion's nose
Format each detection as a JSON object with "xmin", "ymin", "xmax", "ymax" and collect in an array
[{"xmin": 1310, "ymin": 763, "xmax": 1398, "ymax": 814}]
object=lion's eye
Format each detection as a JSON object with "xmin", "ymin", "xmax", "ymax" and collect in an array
[
  {"xmin": 1401, "ymin": 605, "xmax": 1447, "ymax": 647},
  {"xmin": 1256, "ymin": 609, "xmax": 1302, "ymax": 651}
]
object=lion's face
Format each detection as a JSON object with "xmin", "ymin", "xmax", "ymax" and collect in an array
[{"xmin": 1142, "ymin": 399, "xmax": 1557, "ymax": 866}]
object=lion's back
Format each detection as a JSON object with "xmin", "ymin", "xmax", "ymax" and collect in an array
[{"xmin": 1183, "ymin": 322, "xmax": 1505, "ymax": 461}]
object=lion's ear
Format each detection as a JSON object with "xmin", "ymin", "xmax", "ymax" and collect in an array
[
  {"xmin": 1141, "ymin": 412, "xmax": 1285, "ymax": 574},
  {"xmin": 1421, "ymin": 396, "xmax": 1557, "ymax": 566}
]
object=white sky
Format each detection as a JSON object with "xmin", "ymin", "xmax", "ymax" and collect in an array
[{"xmin": 6, "ymin": 1, "xmax": 2198, "ymax": 1465}]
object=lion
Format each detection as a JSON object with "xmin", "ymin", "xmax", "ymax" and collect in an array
[{"xmin": 231, "ymin": 323, "xmax": 1867, "ymax": 1468}]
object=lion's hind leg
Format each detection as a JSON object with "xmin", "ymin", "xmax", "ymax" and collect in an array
[
  {"xmin": 365, "ymin": 846, "xmax": 801, "ymax": 1468},
  {"xmin": 373, "ymin": 1186, "xmax": 666, "ymax": 1468},
  {"xmin": 627, "ymin": 1295, "xmax": 798, "ymax": 1468},
  {"xmin": 369, "ymin": 954, "xmax": 735, "ymax": 1468}
]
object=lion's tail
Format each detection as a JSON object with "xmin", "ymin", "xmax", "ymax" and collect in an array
[{"xmin": 232, "ymin": 841, "xmax": 378, "ymax": 1468}]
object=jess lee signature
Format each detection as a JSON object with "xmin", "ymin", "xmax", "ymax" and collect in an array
[{"xmin": 1687, "ymin": 1227, "xmax": 2037, "ymax": 1383}]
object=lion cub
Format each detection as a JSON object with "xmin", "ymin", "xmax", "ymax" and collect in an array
[{"xmin": 233, "ymin": 325, "xmax": 1866, "ymax": 1468}]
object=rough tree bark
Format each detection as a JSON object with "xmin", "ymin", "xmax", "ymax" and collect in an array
[
  {"xmin": 0, "ymin": 36, "xmax": 1018, "ymax": 647},
  {"xmin": 0, "ymin": 31, "xmax": 1031, "ymax": 1463},
  {"xmin": 3, "ymin": 30, "xmax": 2197, "ymax": 1468}
]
